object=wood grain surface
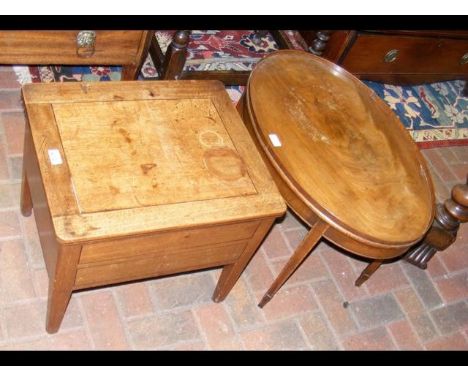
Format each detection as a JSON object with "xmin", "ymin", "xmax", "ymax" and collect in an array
[{"xmin": 247, "ymin": 50, "xmax": 434, "ymax": 246}]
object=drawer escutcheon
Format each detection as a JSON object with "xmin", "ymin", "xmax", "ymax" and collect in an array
[
  {"xmin": 383, "ymin": 49, "xmax": 399, "ymax": 63},
  {"xmin": 76, "ymin": 30, "xmax": 96, "ymax": 57}
]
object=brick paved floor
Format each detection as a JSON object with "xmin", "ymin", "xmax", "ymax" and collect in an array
[{"xmin": 0, "ymin": 66, "xmax": 466, "ymax": 350}]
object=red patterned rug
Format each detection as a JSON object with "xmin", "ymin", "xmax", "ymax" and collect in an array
[{"xmin": 13, "ymin": 30, "xmax": 468, "ymax": 148}]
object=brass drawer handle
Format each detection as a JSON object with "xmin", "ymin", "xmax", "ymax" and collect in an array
[
  {"xmin": 384, "ymin": 49, "xmax": 399, "ymax": 63},
  {"xmin": 461, "ymin": 53, "xmax": 468, "ymax": 65},
  {"xmin": 76, "ymin": 30, "xmax": 96, "ymax": 57}
]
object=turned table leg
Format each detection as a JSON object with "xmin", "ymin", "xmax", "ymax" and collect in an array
[
  {"xmin": 355, "ymin": 260, "xmax": 383, "ymax": 286},
  {"xmin": 46, "ymin": 245, "xmax": 82, "ymax": 334},
  {"xmin": 258, "ymin": 220, "xmax": 329, "ymax": 308},
  {"xmin": 404, "ymin": 177, "xmax": 468, "ymax": 269},
  {"xmin": 212, "ymin": 218, "xmax": 275, "ymax": 303}
]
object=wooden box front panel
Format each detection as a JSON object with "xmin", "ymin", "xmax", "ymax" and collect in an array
[
  {"xmin": 79, "ymin": 220, "xmax": 261, "ymax": 264},
  {"xmin": 342, "ymin": 34, "xmax": 468, "ymax": 75},
  {"xmin": 74, "ymin": 241, "xmax": 248, "ymax": 289},
  {"xmin": 0, "ymin": 30, "xmax": 145, "ymax": 65}
]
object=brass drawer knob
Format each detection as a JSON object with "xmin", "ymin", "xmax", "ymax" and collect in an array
[
  {"xmin": 461, "ymin": 53, "xmax": 468, "ymax": 65},
  {"xmin": 384, "ymin": 49, "xmax": 399, "ymax": 63},
  {"xmin": 76, "ymin": 30, "xmax": 96, "ymax": 57}
]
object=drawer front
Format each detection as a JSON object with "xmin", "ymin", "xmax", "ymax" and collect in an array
[
  {"xmin": 341, "ymin": 34, "xmax": 468, "ymax": 75},
  {"xmin": 75, "ymin": 241, "xmax": 248, "ymax": 289},
  {"xmin": 79, "ymin": 220, "xmax": 261, "ymax": 265},
  {"xmin": 0, "ymin": 30, "xmax": 145, "ymax": 65}
]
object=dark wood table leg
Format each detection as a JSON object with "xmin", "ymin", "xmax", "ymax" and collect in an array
[
  {"xmin": 355, "ymin": 259, "xmax": 383, "ymax": 286},
  {"xmin": 258, "ymin": 220, "xmax": 329, "ymax": 308},
  {"xmin": 308, "ymin": 30, "xmax": 331, "ymax": 56},
  {"xmin": 404, "ymin": 177, "xmax": 468, "ymax": 269},
  {"xmin": 161, "ymin": 30, "xmax": 190, "ymax": 80}
]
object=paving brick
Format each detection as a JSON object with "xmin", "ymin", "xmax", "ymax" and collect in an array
[
  {"xmin": 427, "ymin": 166, "xmax": 450, "ymax": 202},
  {"xmin": 423, "ymin": 149, "xmax": 457, "ymax": 182},
  {"xmin": 3, "ymin": 298, "xmax": 81, "ymax": 340},
  {"xmin": 8, "ymin": 156, "xmax": 22, "ymax": 181},
  {"xmin": 0, "ymin": 329, "xmax": 91, "ymax": 350},
  {"xmin": 0, "ymin": 183, "xmax": 16, "ymax": 208},
  {"xmin": 299, "ymin": 310, "xmax": 339, "ymax": 350},
  {"xmin": 80, "ymin": 290, "xmax": 129, "ymax": 350},
  {"xmin": 311, "ymin": 279, "xmax": 358, "ymax": 336},
  {"xmin": 31, "ymin": 268, "xmax": 49, "ymax": 298},
  {"xmin": 283, "ymin": 228, "xmax": 307, "ymax": 249},
  {"xmin": 438, "ymin": 146, "xmax": 461, "ymax": 165},
  {"xmin": 261, "ymin": 225, "xmax": 291, "ymax": 259},
  {"xmin": 435, "ymin": 272, "xmax": 468, "ymax": 303},
  {"xmin": 430, "ymin": 301, "xmax": 468, "ymax": 335},
  {"xmin": 224, "ymin": 277, "xmax": 265, "ymax": 329},
  {"xmin": 387, "ymin": 319, "xmax": 423, "ymax": 350},
  {"xmin": 450, "ymin": 163, "xmax": 468, "ymax": 182},
  {"xmin": 319, "ymin": 247, "xmax": 369, "ymax": 302},
  {"xmin": 365, "ymin": 262, "xmax": 410, "ymax": 295},
  {"xmin": 425, "ymin": 255, "xmax": 449, "ymax": 278},
  {"xmin": 394, "ymin": 287, "xmax": 425, "ymax": 315},
  {"xmin": 450, "ymin": 146, "xmax": 468, "ymax": 163},
  {"xmin": 270, "ymin": 251, "xmax": 328, "ymax": 285},
  {"xmin": 408, "ymin": 312, "xmax": 439, "ymax": 343},
  {"xmin": 439, "ymin": 235, "xmax": 468, "ymax": 272},
  {"xmin": 342, "ymin": 327, "xmax": 396, "ymax": 350},
  {"xmin": 244, "ymin": 248, "xmax": 275, "ymax": 292},
  {"xmin": 150, "ymin": 271, "xmax": 214, "ymax": 310},
  {"xmin": 402, "ymin": 262, "xmax": 444, "ymax": 310},
  {"xmin": 21, "ymin": 213, "xmax": 44, "ymax": 269},
  {"xmin": 0, "ymin": 240, "xmax": 35, "ymax": 304},
  {"xmin": 2, "ymin": 111, "xmax": 25, "ymax": 155},
  {"xmin": 115, "ymin": 282, "xmax": 154, "ymax": 318},
  {"xmin": 0, "ymin": 70, "xmax": 21, "ymax": 89},
  {"xmin": 425, "ymin": 332, "xmax": 468, "ymax": 350},
  {"xmin": 0, "ymin": 210, "xmax": 21, "ymax": 238},
  {"xmin": 127, "ymin": 310, "xmax": 200, "ymax": 349},
  {"xmin": 257, "ymin": 284, "xmax": 318, "ymax": 321},
  {"xmin": 240, "ymin": 320, "xmax": 308, "ymax": 350},
  {"xmin": 348, "ymin": 294, "xmax": 404, "ymax": 329},
  {"xmin": 193, "ymin": 303, "xmax": 241, "ymax": 350},
  {"xmin": 0, "ymin": 143, "xmax": 10, "ymax": 180},
  {"xmin": 0, "ymin": 90, "xmax": 22, "ymax": 110},
  {"xmin": 168, "ymin": 340, "xmax": 207, "ymax": 350}
]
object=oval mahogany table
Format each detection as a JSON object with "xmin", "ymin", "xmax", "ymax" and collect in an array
[{"xmin": 237, "ymin": 50, "xmax": 435, "ymax": 307}]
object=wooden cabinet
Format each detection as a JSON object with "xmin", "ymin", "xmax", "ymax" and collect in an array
[
  {"xmin": 20, "ymin": 80, "xmax": 286, "ymax": 333},
  {"xmin": 0, "ymin": 30, "xmax": 153, "ymax": 80},
  {"xmin": 298, "ymin": 30, "xmax": 468, "ymax": 84}
]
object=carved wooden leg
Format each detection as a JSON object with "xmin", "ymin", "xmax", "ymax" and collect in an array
[
  {"xmin": 46, "ymin": 244, "xmax": 82, "ymax": 334},
  {"xmin": 161, "ymin": 30, "xmax": 190, "ymax": 80},
  {"xmin": 355, "ymin": 260, "xmax": 383, "ymax": 286},
  {"xmin": 20, "ymin": 158, "xmax": 32, "ymax": 217},
  {"xmin": 212, "ymin": 219, "xmax": 275, "ymax": 303},
  {"xmin": 258, "ymin": 220, "xmax": 329, "ymax": 308},
  {"xmin": 308, "ymin": 30, "xmax": 331, "ymax": 56},
  {"xmin": 404, "ymin": 177, "xmax": 468, "ymax": 269}
]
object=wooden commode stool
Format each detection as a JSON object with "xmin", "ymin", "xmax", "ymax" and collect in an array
[
  {"xmin": 20, "ymin": 80, "xmax": 286, "ymax": 333},
  {"xmin": 237, "ymin": 50, "xmax": 435, "ymax": 307}
]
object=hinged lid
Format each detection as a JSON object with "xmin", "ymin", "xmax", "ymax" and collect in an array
[{"xmin": 23, "ymin": 80, "xmax": 286, "ymax": 242}]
